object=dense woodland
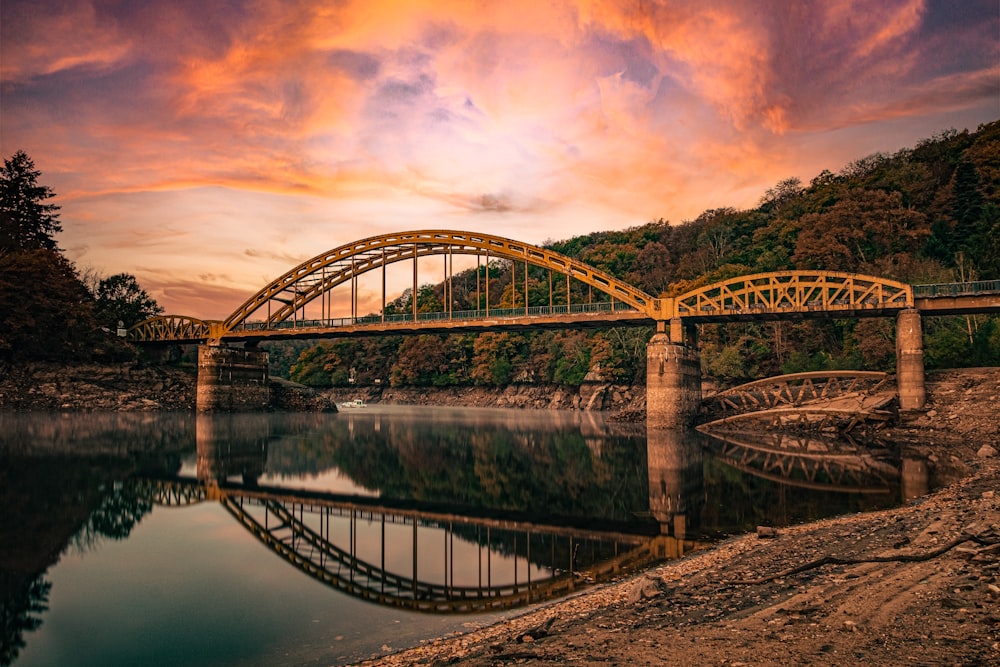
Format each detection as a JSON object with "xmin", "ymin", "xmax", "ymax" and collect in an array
[
  {"xmin": 275, "ymin": 121, "xmax": 1000, "ymax": 388},
  {"xmin": 2, "ymin": 121, "xmax": 998, "ymax": 385}
]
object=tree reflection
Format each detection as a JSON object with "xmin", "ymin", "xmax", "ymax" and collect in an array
[
  {"xmin": 0, "ymin": 571, "xmax": 51, "ymax": 666},
  {"xmin": 0, "ymin": 437, "xmax": 186, "ymax": 664}
]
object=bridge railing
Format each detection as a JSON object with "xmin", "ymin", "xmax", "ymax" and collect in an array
[
  {"xmin": 232, "ymin": 301, "xmax": 639, "ymax": 332},
  {"xmin": 913, "ymin": 279, "xmax": 1000, "ymax": 297}
]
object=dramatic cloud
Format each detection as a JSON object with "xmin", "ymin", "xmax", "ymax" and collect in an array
[{"xmin": 1, "ymin": 0, "xmax": 996, "ymax": 318}]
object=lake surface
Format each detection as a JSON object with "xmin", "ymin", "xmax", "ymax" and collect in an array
[{"xmin": 1, "ymin": 406, "xmax": 919, "ymax": 666}]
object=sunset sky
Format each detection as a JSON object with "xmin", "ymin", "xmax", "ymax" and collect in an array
[{"xmin": 2, "ymin": 0, "xmax": 998, "ymax": 319}]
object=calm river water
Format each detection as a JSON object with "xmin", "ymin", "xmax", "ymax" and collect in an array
[{"xmin": 2, "ymin": 406, "xmax": 912, "ymax": 666}]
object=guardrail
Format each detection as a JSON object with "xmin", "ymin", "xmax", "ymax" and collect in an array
[
  {"xmin": 235, "ymin": 301, "xmax": 639, "ymax": 332},
  {"xmin": 913, "ymin": 280, "xmax": 1000, "ymax": 297}
]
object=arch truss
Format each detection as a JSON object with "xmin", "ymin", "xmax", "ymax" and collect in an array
[
  {"xmin": 128, "ymin": 315, "xmax": 220, "ymax": 343},
  {"xmin": 221, "ymin": 230, "xmax": 655, "ymax": 341},
  {"xmin": 673, "ymin": 271, "xmax": 913, "ymax": 320},
  {"xmin": 704, "ymin": 371, "xmax": 892, "ymax": 418}
]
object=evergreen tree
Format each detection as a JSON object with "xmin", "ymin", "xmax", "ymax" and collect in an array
[
  {"xmin": 952, "ymin": 159, "xmax": 983, "ymax": 246},
  {"xmin": 0, "ymin": 151, "xmax": 62, "ymax": 252}
]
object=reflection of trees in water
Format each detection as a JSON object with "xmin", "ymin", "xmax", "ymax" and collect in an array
[
  {"xmin": 73, "ymin": 483, "xmax": 154, "ymax": 552},
  {"xmin": 0, "ymin": 412, "xmax": 195, "ymax": 456},
  {"xmin": 1, "ymin": 571, "xmax": 50, "ymax": 666},
  {"xmin": 699, "ymin": 454, "xmax": 898, "ymax": 533},
  {"xmin": 0, "ymin": 450, "xmax": 184, "ymax": 664},
  {"xmin": 262, "ymin": 417, "xmax": 648, "ymax": 522}
]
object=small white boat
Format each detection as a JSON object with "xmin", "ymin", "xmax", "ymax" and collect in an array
[{"xmin": 339, "ymin": 399, "xmax": 367, "ymax": 408}]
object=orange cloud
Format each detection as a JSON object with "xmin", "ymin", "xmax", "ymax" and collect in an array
[{"xmin": 2, "ymin": 0, "xmax": 997, "ymax": 322}]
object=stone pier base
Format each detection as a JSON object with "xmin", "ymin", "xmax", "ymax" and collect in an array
[
  {"xmin": 896, "ymin": 309, "xmax": 926, "ymax": 411},
  {"xmin": 196, "ymin": 345, "xmax": 270, "ymax": 412},
  {"xmin": 646, "ymin": 333, "xmax": 702, "ymax": 429}
]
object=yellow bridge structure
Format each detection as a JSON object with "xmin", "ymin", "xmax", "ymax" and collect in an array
[{"xmin": 127, "ymin": 230, "xmax": 1000, "ymax": 420}]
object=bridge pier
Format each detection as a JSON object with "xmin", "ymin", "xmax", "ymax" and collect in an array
[
  {"xmin": 196, "ymin": 345, "xmax": 270, "ymax": 412},
  {"xmin": 895, "ymin": 309, "xmax": 926, "ymax": 411},
  {"xmin": 646, "ymin": 319, "xmax": 702, "ymax": 429}
]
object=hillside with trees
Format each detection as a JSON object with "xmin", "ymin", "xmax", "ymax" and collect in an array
[{"xmin": 278, "ymin": 121, "xmax": 1000, "ymax": 389}]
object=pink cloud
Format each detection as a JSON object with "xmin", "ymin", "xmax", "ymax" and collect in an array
[{"xmin": 1, "ymin": 0, "xmax": 997, "ymax": 322}]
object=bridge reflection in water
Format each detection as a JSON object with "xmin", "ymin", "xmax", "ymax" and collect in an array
[
  {"xmin": 140, "ymin": 415, "xmax": 704, "ymax": 614},
  {"xmin": 137, "ymin": 411, "xmax": 932, "ymax": 615},
  {"xmin": 137, "ymin": 412, "xmax": 933, "ymax": 614}
]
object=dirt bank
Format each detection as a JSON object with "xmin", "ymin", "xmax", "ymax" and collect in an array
[
  {"xmin": 358, "ymin": 368, "xmax": 1000, "ymax": 667},
  {"xmin": 0, "ymin": 362, "xmax": 198, "ymax": 410}
]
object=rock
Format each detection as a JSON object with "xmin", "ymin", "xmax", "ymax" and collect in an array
[
  {"xmin": 977, "ymin": 445, "xmax": 998, "ymax": 458},
  {"xmin": 628, "ymin": 577, "xmax": 662, "ymax": 603},
  {"xmin": 926, "ymin": 409, "xmax": 938, "ymax": 418}
]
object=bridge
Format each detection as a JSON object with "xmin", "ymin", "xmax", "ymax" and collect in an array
[{"xmin": 126, "ymin": 230, "xmax": 1000, "ymax": 420}]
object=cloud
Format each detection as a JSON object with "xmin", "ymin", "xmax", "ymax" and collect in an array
[{"xmin": 1, "ymin": 0, "xmax": 997, "ymax": 322}]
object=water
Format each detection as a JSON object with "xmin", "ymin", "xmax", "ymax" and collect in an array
[{"xmin": 1, "ymin": 406, "xmax": 918, "ymax": 666}]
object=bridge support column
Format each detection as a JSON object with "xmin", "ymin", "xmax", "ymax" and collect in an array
[
  {"xmin": 196, "ymin": 345, "xmax": 270, "ymax": 412},
  {"xmin": 896, "ymin": 309, "xmax": 926, "ymax": 411},
  {"xmin": 647, "ymin": 326, "xmax": 702, "ymax": 429}
]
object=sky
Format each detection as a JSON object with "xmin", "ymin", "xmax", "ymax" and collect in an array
[{"xmin": 2, "ymin": 0, "xmax": 998, "ymax": 320}]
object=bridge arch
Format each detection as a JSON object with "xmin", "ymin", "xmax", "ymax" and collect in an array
[
  {"xmin": 220, "ymin": 230, "xmax": 656, "ymax": 338},
  {"xmin": 128, "ymin": 315, "xmax": 220, "ymax": 343},
  {"xmin": 672, "ymin": 271, "xmax": 913, "ymax": 319}
]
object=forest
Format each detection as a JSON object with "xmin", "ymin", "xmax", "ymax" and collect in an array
[
  {"xmin": 274, "ymin": 121, "xmax": 1000, "ymax": 389},
  {"xmin": 1, "ymin": 121, "xmax": 998, "ymax": 385}
]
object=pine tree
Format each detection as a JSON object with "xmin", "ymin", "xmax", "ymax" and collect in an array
[
  {"xmin": 0, "ymin": 151, "xmax": 62, "ymax": 252},
  {"xmin": 951, "ymin": 159, "xmax": 983, "ymax": 249}
]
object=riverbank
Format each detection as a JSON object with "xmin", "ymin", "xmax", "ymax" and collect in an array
[
  {"xmin": 357, "ymin": 368, "xmax": 1000, "ymax": 667},
  {"xmin": 0, "ymin": 362, "xmax": 646, "ymax": 412}
]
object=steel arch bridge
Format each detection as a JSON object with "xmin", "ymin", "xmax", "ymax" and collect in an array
[{"xmin": 126, "ymin": 230, "xmax": 936, "ymax": 345}]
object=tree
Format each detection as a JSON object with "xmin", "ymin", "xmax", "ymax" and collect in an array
[
  {"xmin": 792, "ymin": 188, "xmax": 927, "ymax": 273},
  {"xmin": 94, "ymin": 273, "xmax": 163, "ymax": 328},
  {"xmin": 0, "ymin": 250, "xmax": 100, "ymax": 361},
  {"xmin": 0, "ymin": 151, "xmax": 62, "ymax": 252}
]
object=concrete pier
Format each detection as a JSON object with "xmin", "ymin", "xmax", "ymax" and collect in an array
[
  {"xmin": 196, "ymin": 345, "xmax": 270, "ymax": 412},
  {"xmin": 896, "ymin": 309, "xmax": 926, "ymax": 411},
  {"xmin": 646, "ymin": 327, "xmax": 702, "ymax": 429}
]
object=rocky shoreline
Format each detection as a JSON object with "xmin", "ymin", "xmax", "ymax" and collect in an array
[{"xmin": 0, "ymin": 362, "xmax": 646, "ymax": 413}]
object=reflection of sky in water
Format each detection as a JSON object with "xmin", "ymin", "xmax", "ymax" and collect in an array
[{"xmin": 17, "ymin": 499, "xmax": 506, "ymax": 667}]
